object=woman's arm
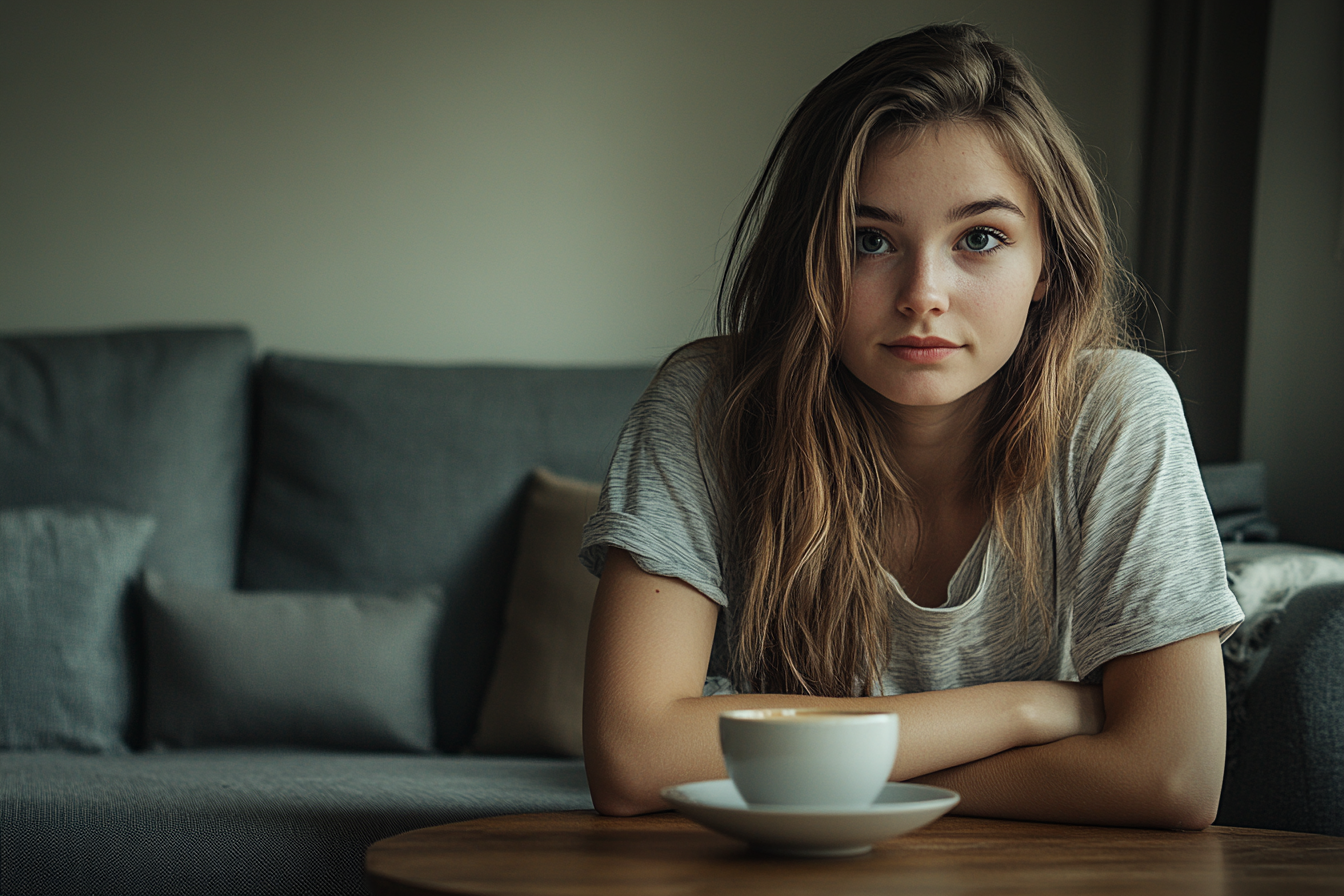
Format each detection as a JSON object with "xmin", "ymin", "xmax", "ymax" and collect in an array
[
  {"xmin": 584, "ymin": 549, "xmax": 1105, "ymax": 816},
  {"xmin": 912, "ymin": 631, "xmax": 1227, "ymax": 830}
]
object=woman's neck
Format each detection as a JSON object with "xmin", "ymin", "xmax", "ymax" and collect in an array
[
  {"xmin": 884, "ymin": 388, "xmax": 986, "ymax": 504},
  {"xmin": 881, "ymin": 388, "xmax": 991, "ymax": 607}
]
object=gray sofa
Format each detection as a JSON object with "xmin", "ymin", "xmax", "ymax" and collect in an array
[
  {"xmin": 1, "ymin": 327, "xmax": 1340, "ymax": 896},
  {"xmin": 0, "ymin": 327, "xmax": 651, "ymax": 895}
]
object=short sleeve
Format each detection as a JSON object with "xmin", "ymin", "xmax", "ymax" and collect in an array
[
  {"xmin": 579, "ymin": 342, "xmax": 729, "ymax": 607},
  {"xmin": 1060, "ymin": 351, "xmax": 1244, "ymax": 681}
]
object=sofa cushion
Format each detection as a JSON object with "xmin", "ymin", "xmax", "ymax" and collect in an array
[
  {"xmin": 239, "ymin": 355, "xmax": 652, "ymax": 750},
  {"xmin": 0, "ymin": 751, "xmax": 591, "ymax": 896},
  {"xmin": 1219, "ymin": 582, "xmax": 1344, "ymax": 836},
  {"xmin": 0, "ymin": 327, "xmax": 253, "ymax": 588},
  {"xmin": 140, "ymin": 573, "xmax": 444, "ymax": 752},
  {"xmin": 0, "ymin": 506, "xmax": 156, "ymax": 752},
  {"xmin": 472, "ymin": 468, "xmax": 600, "ymax": 757}
]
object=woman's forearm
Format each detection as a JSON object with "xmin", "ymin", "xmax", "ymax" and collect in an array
[
  {"xmin": 913, "ymin": 634, "xmax": 1228, "ymax": 831},
  {"xmin": 585, "ymin": 679, "xmax": 1100, "ymax": 816},
  {"xmin": 583, "ymin": 549, "xmax": 1112, "ymax": 816},
  {"xmin": 912, "ymin": 728, "xmax": 1220, "ymax": 830}
]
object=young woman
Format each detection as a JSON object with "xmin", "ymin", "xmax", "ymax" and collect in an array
[{"xmin": 579, "ymin": 24, "xmax": 1244, "ymax": 829}]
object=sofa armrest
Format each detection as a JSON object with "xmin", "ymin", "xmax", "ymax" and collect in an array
[{"xmin": 1218, "ymin": 582, "xmax": 1344, "ymax": 835}]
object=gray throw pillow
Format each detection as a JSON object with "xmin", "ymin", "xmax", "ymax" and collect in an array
[
  {"xmin": 140, "ymin": 573, "xmax": 445, "ymax": 752},
  {"xmin": 0, "ymin": 506, "xmax": 157, "ymax": 752}
]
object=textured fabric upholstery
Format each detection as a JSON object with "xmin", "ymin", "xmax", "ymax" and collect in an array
[
  {"xmin": 0, "ymin": 751, "xmax": 592, "ymax": 896},
  {"xmin": 0, "ymin": 328, "xmax": 253, "ymax": 588},
  {"xmin": 0, "ymin": 507, "xmax": 156, "ymax": 752},
  {"xmin": 239, "ymin": 356, "xmax": 653, "ymax": 750},
  {"xmin": 139, "ymin": 574, "xmax": 445, "ymax": 752},
  {"xmin": 1218, "ymin": 582, "xmax": 1344, "ymax": 835}
]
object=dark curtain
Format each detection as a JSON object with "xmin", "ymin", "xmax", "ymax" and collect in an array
[{"xmin": 1136, "ymin": 0, "xmax": 1273, "ymax": 463}]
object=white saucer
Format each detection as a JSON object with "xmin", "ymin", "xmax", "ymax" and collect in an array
[{"xmin": 660, "ymin": 779, "xmax": 960, "ymax": 857}]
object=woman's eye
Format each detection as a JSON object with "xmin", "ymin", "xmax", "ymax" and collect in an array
[
  {"xmin": 957, "ymin": 228, "xmax": 1007, "ymax": 253},
  {"xmin": 856, "ymin": 231, "xmax": 890, "ymax": 255}
]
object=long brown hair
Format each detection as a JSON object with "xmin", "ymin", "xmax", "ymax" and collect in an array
[{"xmin": 713, "ymin": 23, "xmax": 1128, "ymax": 696}]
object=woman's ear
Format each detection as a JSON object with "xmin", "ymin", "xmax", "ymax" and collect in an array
[{"xmin": 1032, "ymin": 268, "xmax": 1048, "ymax": 303}]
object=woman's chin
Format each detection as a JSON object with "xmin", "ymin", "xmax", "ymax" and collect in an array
[{"xmin": 864, "ymin": 376, "xmax": 998, "ymax": 415}]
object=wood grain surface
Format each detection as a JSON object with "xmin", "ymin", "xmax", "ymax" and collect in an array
[{"xmin": 365, "ymin": 810, "xmax": 1344, "ymax": 895}]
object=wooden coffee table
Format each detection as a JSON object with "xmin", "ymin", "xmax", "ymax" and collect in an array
[{"xmin": 366, "ymin": 810, "xmax": 1344, "ymax": 895}]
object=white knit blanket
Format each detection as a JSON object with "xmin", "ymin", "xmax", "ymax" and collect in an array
[{"xmin": 1222, "ymin": 541, "xmax": 1344, "ymax": 664}]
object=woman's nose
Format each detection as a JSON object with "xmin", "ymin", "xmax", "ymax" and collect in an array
[{"xmin": 897, "ymin": 253, "xmax": 950, "ymax": 317}]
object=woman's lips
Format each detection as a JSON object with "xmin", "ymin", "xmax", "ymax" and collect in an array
[{"xmin": 885, "ymin": 337, "xmax": 961, "ymax": 363}]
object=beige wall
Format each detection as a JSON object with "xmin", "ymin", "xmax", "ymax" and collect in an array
[
  {"xmin": 1243, "ymin": 0, "xmax": 1344, "ymax": 550},
  {"xmin": 2, "ymin": 0, "xmax": 1148, "ymax": 364}
]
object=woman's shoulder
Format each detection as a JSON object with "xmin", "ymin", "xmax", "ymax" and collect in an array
[
  {"xmin": 661, "ymin": 336, "xmax": 730, "ymax": 377},
  {"xmin": 1079, "ymin": 347, "xmax": 1173, "ymax": 391},
  {"xmin": 1067, "ymin": 348, "xmax": 1189, "ymax": 464},
  {"xmin": 1075, "ymin": 348, "xmax": 1181, "ymax": 422},
  {"xmin": 641, "ymin": 337, "xmax": 731, "ymax": 407}
]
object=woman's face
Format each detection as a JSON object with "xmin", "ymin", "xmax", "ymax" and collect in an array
[{"xmin": 838, "ymin": 122, "xmax": 1047, "ymax": 410}]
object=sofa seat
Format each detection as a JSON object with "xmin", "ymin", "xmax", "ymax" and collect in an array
[{"xmin": 0, "ymin": 751, "xmax": 591, "ymax": 896}]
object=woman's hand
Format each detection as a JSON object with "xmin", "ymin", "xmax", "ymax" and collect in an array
[{"xmin": 1021, "ymin": 681, "xmax": 1106, "ymax": 745}]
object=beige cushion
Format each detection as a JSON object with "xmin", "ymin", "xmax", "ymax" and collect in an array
[{"xmin": 472, "ymin": 468, "xmax": 601, "ymax": 757}]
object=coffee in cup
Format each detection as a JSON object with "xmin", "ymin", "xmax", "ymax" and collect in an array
[{"xmin": 718, "ymin": 708, "xmax": 899, "ymax": 808}]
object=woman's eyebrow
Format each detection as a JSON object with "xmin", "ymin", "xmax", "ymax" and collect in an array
[
  {"xmin": 855, "ymin": 203, "xmax": 902, "ymax": 224},
  {"xmin": 947, "ymin": 197, "xmax": 1027, "ymax": 222},
  {"xmin": 854, "ymin": 197, "xmax": 1027, "ymax": 225}
]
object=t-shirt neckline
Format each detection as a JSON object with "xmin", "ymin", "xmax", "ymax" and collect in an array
[{"xmin": 884, "ymin": 521, "xmax": 994, "ymax": 612}]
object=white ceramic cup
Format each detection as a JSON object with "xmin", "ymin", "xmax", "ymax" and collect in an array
[{"xmin": 718, "ymin": 708, "xmax": 899, "ymax": 808}]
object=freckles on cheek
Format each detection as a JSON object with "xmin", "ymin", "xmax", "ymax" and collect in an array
[
  {"xmin": 965, "ymin": 277, "xmax": 1028, "ymax": 314},
  {"xmin": 841, "ymin": 289, "xmax": 883, "ymax": 334},
  {"xmin": 847, "ymin": 277, "xmax": 883, "ymax": 308}
]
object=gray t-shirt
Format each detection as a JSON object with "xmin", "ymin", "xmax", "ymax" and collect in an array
[{"xmin": 580, "ymin": 341, "xmax": 1244, "ymax": 695}]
